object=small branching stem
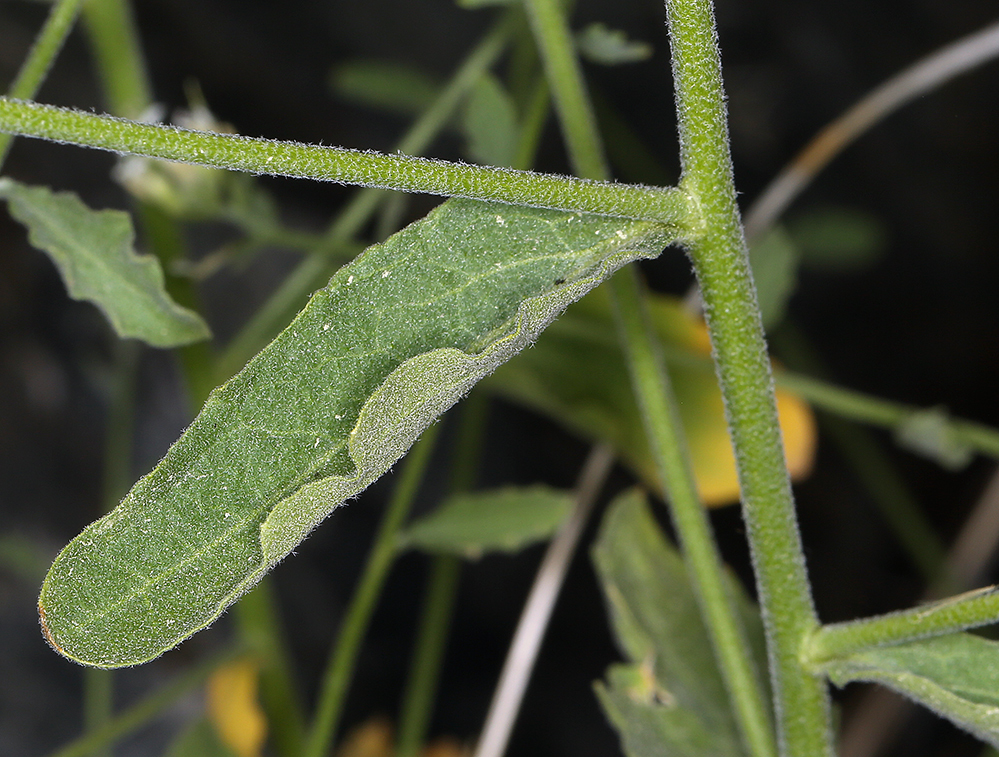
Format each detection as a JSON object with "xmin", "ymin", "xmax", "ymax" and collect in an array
[
  {"xmin": 0, "ymin": 0, "xmax": 85, "ymax": 167},
  {"xmin": 804, "ymin": 586, "xmax": 999, "ymax": 668}
]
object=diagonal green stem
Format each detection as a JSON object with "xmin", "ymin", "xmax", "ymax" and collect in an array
[
  {"xmin": 46, "ymin": 647, "xmax": 243, "ymax": 757},
  {"xmin": 303, "ymin": 424, "xmax": 442, "ymax": 757},
  {"xmin": 80, "ymin": 0, "xmax": 152, "ymax": 118},
  {"xmin": 610, "ymin": 266, "xmax": 777, "ymax": 757},
  {"xmin": 804, "ymin": 585, "xmax": 999, "ymax": 668},
  {"xmin": 0, "ymin": 0, "xmax": 85, "ymax": 168},
  {"xmin": 663, "ymin": 0, "xmax": 832, "ymax": 754}
]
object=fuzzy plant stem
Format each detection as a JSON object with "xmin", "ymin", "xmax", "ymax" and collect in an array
[
  {"xmin": 804, "ymin": 585, "xmax": 999, "ymax": 667},
  {"xmin": 663, "ymin": 0, "xmax": 833, "ymax": 754},
  {"xmin": 0, "ymin": 96, "xmax": 690, "ymax": 226},
  {"xmin": 303, "ymin": 424, "xmax": 442, "ymax": 757},
  {"xmin": 521, "ymin": 0, "xmax": 777, "ymax": 755},
  {"xmin": 610, "ymin": 266, "xmax": 777, "ymax": 757},
  {"xmin": 216, "ymin": 15, "xmax": 515, "ymax": 379}
]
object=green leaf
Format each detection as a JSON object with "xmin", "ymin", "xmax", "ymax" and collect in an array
[
  {"xmin": 822, "ymin": 633, "xmax": 999, "ymax": 748},
  {"xmin": 400, "ymin": 485, "xmax": 574, "ymax": 557},
  {"xmin": 39, "ymin": 198, "xmax": 674, "ymax": 668},
  {"xmin": 0, "ymin": 178, "xmax": 210, "ymax": 347},
  {"xmin": 328, "ymin": 60, "xmax": 441, "ymax": 117},
  {"xmin": 748, "ymin": 225, "xmax": 798, "ymax": 329},
  {"xmin": 460, "ymin": 73, "xmax": 518, "ymax": 168},
  {"xmin": 591, "ymin": 489, "xmax": 769, "ymax": 757},
  {"xmin": 576, "ymin": 23, "xmax": 653, "ymax": 66}
]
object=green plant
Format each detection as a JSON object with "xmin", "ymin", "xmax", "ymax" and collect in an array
[{"xmin": 2, "ymin": 1, "xmax": 999, "ymax": 756}]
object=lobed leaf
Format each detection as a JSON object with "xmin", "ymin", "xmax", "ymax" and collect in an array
[
  {"xmin": 822, "ymin": 632, "xmax": 999, "ymax": 748},
  {"xmin": 400, "ymin": 485, "xmax": 574, "ymax": 557},
  {"xmin": 0, "ymin": 178, "xmax": 210, "ymax": 347},
  {"xmin": 591, "ymin": 489, "xmax": 770, "ymax": 757},
  {"xmin": 38, "ymin": 198, "xmax": 674, "ymax": 667}
]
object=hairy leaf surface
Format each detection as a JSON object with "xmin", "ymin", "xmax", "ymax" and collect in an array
[
  {"xmin": 823, "ymin": 632, "xmax": 999, "ymax": 747},
  {"xmin": 0, "ymin": 178, "xmax": 210, "ymax": 347},
  {"xmin": 592, "ymin": 489, "xmax": 769, "ymax": 757},
  {"xmin": 401, "ymin": 485, "xmax": 573, "ymax": 557},
  {"xmin": 39, "ymin": 198, "xmax": 674, "ymax": 667}
]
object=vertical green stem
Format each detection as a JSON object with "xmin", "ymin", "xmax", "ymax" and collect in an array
[
  {"xmin": 664, "ymin": 1, "xmax": 832, "ymax": 755},
  {"xmin": 0, "ymin": 0, "xmax": 85, "ymax": 167},
  {"xmin": 303, "ymin": 424, "xmax": 442, "ymax": 757},
  {"xmin": 233, "ymin": 580, "xmax": 308, "ymax": 757},
  {"xmin": 395, "ymin": 554, "xmax": 461, "ymax": 757},
  {"xmin": 524, "ymin": 0, "xmax": 778, "ymax": 755},
  {"xmin": 81, "ymin": 0, "xmax": 151, "ymax": 118},
  {"xmin": 396, "ymin": 394, "xmax": 490, "ymax": 757},
  {"xmin": 609, "ymin": 266, "xmax": 776, "ymax": 757},
  {"xmin": 521, "ymin": 0, "xmax": 607, "ymax": 181}
]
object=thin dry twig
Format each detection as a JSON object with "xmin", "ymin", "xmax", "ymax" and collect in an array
[
  {"xmin": 472, "ymin": 444, "xmax": 615, "ymax": 757},
  {"xmin": 743, "ymin": 18, "xmax": 999, "ymax": 242}
]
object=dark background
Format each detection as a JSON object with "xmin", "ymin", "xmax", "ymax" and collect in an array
[{"xmin": 1, "ymin": 0, "xmax": 998, "ymax": 755}]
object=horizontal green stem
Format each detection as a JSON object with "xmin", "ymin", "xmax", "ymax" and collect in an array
[
  {"xmin": 804, "ymin": 585, "xmax": 999, "ymax": 667},
  {"xmin": 216, "ymin": 16, "xmax": 514, "ymax": 379},
  {"xmin": 776, "ymin": 372, "xmax": 999, "ymax": 461},
  {"xmin": 0, "ymin": 97, "xmax": 691, "ymax": 225},
  {"xmin": 661, "ymin": 343, "xmax": 999, "ymax": 463}
]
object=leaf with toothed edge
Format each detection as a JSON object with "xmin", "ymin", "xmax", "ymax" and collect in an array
[
  {"xmin": 0, "ymin": 177, "xmax": 210, "ymax": 347},
  {"xmin": 38, "ymin": 197, "xmax": 676, "ymax": 668}
]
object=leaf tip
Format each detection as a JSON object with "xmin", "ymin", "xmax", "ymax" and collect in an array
[{"xmin": 37, "ymin": 599, "xmax": 67, "ymax": 659}]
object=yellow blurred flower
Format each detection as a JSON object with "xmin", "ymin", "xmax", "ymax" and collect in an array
[{"xmin": 206, "ymin": 657, "xmax": 267, "ymax": 757}]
